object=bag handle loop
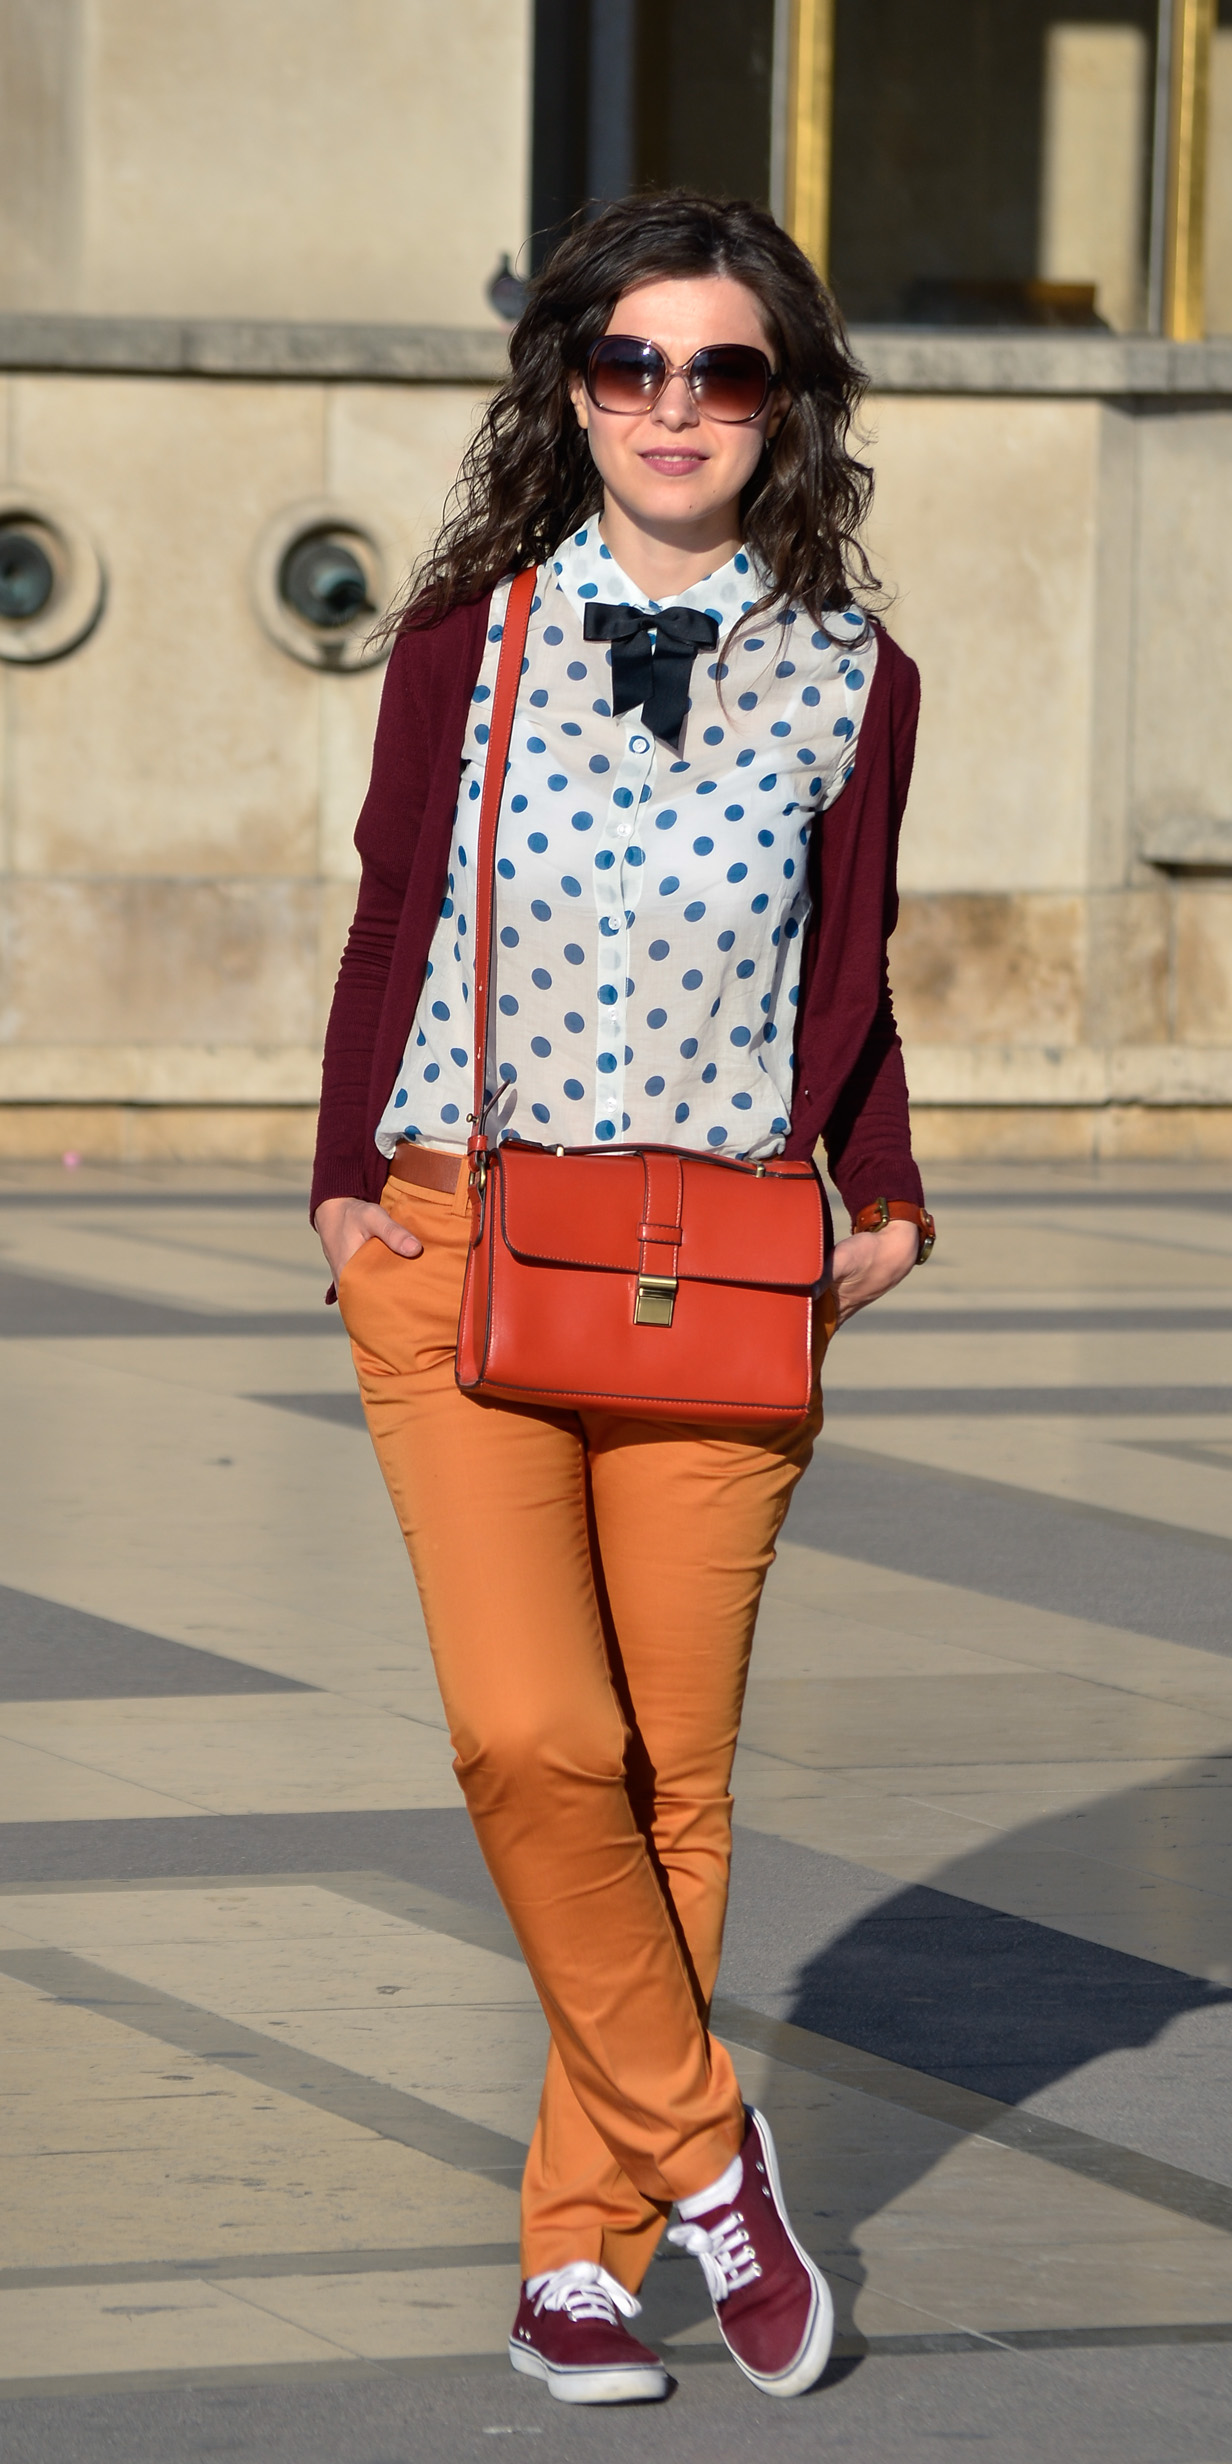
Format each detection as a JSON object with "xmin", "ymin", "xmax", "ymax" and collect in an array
[{"xmin": 468, "ymin": 567, "xmax": 538, "ymax": 1182}]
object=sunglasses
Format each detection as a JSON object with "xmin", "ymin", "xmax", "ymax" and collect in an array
[{"xmin": 584, "ymin": 334, "xmax": 777, "ymax": 424}]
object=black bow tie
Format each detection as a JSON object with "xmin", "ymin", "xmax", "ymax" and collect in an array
[{"xmin": 582, "ymin": 602, "xmax": 720, "ymax": 751}]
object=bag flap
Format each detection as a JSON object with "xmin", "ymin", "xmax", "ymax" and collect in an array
[{"xmin": 495, "ymin": 1146, "xmax": 826, "ymax": 1289}]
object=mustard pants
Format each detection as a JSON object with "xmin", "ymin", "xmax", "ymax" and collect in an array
[{"xmin": 337, "ymin": 1166, "xmax": 826, "ymax": 2289}]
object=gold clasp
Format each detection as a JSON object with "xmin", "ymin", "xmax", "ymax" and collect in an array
[{"xmin": 634, "ymin": 1274, "xmax": 677, "ymax": 1327}]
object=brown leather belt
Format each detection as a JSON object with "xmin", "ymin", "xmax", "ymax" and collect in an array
[{"xmin": 389, "ymin": 1143, "xmax": 465, "ymax": 1194}]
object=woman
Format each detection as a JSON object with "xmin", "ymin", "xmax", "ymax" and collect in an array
[{"xmin": 311, "ymin": 191, "xmax": 930, "ymax": 2408}]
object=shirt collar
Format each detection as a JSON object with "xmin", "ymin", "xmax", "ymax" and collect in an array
[{"xmin": 548, "ymin": 518, "xmax": 769, "ymax": 627}]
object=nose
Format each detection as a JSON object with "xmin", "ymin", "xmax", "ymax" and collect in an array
[{"xmin": 650, "ymin": 369, "xmax": 700, "ymax": 430}]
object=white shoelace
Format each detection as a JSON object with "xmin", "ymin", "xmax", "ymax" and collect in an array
[
  {"xmin": 667, "ymin": 2207, "xmax": 763, "ymax": 2304},
  {"xmin": 527, "ymin": 2260, "xmax": 642, "ymax": 2324}
]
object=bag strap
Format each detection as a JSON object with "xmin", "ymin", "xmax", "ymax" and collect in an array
[{"xmin": 469, "ymin": 566, "xmax": 538, "ymax": 1173}]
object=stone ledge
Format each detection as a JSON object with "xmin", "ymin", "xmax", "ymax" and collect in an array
[
  {"xmin": 0, "ymin": 316, "xmax": 510, "ymax": 384},
  {"xmin": 906, "ymin": 1044, "xmax": 1232, "ymax": 1106},
  {"xmin": 0, "ymin": 1047, "xmax": 322, "ymax": 1104},
  {"xmin": 1, "ymin": 315, "xmax": 1231, "ymax": 398}
]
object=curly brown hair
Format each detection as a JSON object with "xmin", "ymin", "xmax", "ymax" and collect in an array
[{"xmin": 388, "ymin": 190, "xmax": 877, "ymax": 639}]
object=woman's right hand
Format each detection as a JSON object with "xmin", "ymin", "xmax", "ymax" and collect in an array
[{"xmin": 313, "ymin": 1194, "xmax": 423, "ymax": 1287}]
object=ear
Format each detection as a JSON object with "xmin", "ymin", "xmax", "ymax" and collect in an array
[
  {"xmin": 568, "ymin": 375, "xmax": 591, "ymax": 433},
  {"xmin": 765, "ymin": 388, "xmax": 789, "ymax": 442}
]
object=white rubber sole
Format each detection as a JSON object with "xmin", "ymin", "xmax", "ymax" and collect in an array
[
  {"xmin": 717, "ymin": 2107, "xmax": 836, "ymax": 2399},
  {"xmin": 509, "ymin": 2341, "xmax": 670, "ymax": 2405}
]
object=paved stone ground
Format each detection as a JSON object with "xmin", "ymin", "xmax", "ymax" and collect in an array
[{"xmin": 1, "ymin": 1156, "xmax": 1231, "ymax": 2462}]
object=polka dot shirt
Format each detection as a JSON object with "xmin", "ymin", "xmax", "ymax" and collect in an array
[{"xmin": 376, "ymin": 522, "xmax": 877, "ymax": 1160}]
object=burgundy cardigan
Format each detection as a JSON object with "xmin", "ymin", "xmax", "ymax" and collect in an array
[{"xmin": 310, "ymin": 592, "xmax": 925, "ymax": 1226}]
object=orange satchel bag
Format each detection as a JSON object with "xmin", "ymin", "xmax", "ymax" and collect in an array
[{"xmin": 455, "ymin": 566, "xmax": 830, "ymax": 1427}]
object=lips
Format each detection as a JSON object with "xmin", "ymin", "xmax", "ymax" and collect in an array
[{"xmin": 639, "ymin": 451, "xmax": 707, "ymax": 475}]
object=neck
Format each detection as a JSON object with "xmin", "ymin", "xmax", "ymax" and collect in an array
[{"xmin": 598, "ymin": 496, "xmax": 741, "ymax": 601}]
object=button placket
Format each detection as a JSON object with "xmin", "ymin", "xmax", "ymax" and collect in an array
[{"xmin": 591, "ymin": 723, "xmax": 656, "ymax": 1141}]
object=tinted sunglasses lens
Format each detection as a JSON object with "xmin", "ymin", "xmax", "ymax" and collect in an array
[
  {"xmin": 586, "ymin": 339, "xmax": 666, "ymax": 411},
  {"xmin": 690, "ymin": 346, "xmax": 771, "ymax": 420}
]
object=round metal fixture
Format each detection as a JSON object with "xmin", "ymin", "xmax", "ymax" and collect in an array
[
  {"xmin": 0, "ymin": 495, "xmax": 106, "ymax": 664},
  {"xmin": 251, "ymin": 502, "xmax": 396, "ymax": 671},
  {"xmin": 278, "ymin": 533, "xmax": 374, "ymax": 630},
  {"xmin": 0, "ymin": 531, "xmax": 55, "ymax": 622}
]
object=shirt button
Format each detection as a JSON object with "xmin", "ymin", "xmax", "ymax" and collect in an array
[{"xmin": 629, "ymin": 733, "xmax": 650, "ymax": 754}]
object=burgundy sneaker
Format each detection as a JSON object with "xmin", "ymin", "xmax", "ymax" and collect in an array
[
  {"xmin": 667, "ymin": 2107, "xmax": 834, "ymax": 2397},
  {"xmin": 508, "ymin": 2261, "xmax": 670, "ymax": 2404}
]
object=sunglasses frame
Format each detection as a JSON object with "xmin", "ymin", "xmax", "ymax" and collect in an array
[{"xmin": 583, "ymin": 334, "xmax": 778, "ymax": 425}]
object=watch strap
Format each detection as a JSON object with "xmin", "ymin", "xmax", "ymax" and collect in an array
[{"xmin": 852, "ymin": 1198, "xmax": 936, "ymax": 1262}]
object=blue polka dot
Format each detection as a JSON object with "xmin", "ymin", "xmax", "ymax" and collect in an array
[
  {"xmin": 564, "ymin": 943, "xmax": 585, "ymax": 964},
  {"xmin": 734, "ymin": 551, "xmax": 749, "ymax": 573},
  {"xmin": 776, "ymin": 661, "xmax": 795, "ymax": 678},
  {"xmin": 725, "ymin": 804, "xmax": 745, "ymax": 821},
  {"xmin": 693, "ymin": 836, "xmax": 713, "ymax": 856},
  {"xmin": 571, "ymin": 811, "xmax": 594, "ymax": 832},
  {"xmin": 732, "ymin": 1091, "xmax": 753, "ymax": 1111},
  {"xmin": 431, "ymin": 999, "xmax": 450, "ymax": 1020},
  {"xmin": 660, "ymin": 875, "xmax": 680, "ymax": 895},
  {"xmin": 531, "ymin": 1035, "xmax": 552, "ymax": 1058},
  {"xmin": 674, "ymin": 1103, "xmax": 690, "ymax": 1124},
  {"xmin": 441, "ymin": 1102, "xmax": 460, "ymax": 1123},
  {"xmin": 472, "ymin": 682, "xmax": 491, "ymax": 701},
  {"xmin": 468, "ymin": 779, "xmax": 480, "ymax": 799},
  {"xmin": 701, "ymin": 1063, "xmax": 718, "ymax": 1086},
  {"xmin": 564, "ymin": 1010, "xmax": 584, "ymax": 1033},
  {"xmin": 679, "ymin": 1037, "xmax": 698, "ymax": 1059},
  {"xmin": 548, "ymin": 773, "xmax": 568, "ymax": 791},
  {"xmin": 497, "ymin": 858, "xmax": 515, "ymax": 880},
  {"xmin": 529, "ymin": 688, "xmax": 548, "ymax": 708},
  {"xmin": 531, "ymin": 967, "xmax": 552, "ymax": 990},
  {"xmin": 737, "ymin": 692, "xmax": 758, "ymax": 711},
  {"xmin": 598, "ymin": 983, "xmax": 617, "ymax": 1006},
  {"xmin": 682, "ymin": 968, "xmax": 703, "ymax": 990},
  {"xmin": 647, "ymin": 1007, "xmax": 667, "ymax": 1029},
  {"xmin": 696, "ymin": 780, "xmax": 716, "ymax": 795},
  {"xmin": 771, "ymin": 720, "xmax": 791, "ymax": 738},
  {"xmin": 561, "ymin": 876, "xmax": 582, "ymax": 897},
  {"xmin": 736, "ymin": 957, "xmax": 755, "ymax": 979},
  {"xmin": 684, "ymin": 901, "xmax": 706, "ymax": 922},
  {"xmin": 595, "ymin": 849, "xmax": 615, "ymax": 871},
  {"xmin": 394, "ymin": 1088, "xmax": 407, "ymax": 1108},
  {"xmin": 736, "ymin": 747, "xmax": 756, "ymax": 767},
  {"xmin": 499, "ymin": 1061, "xmax": 517, "ymax": 1082},
  {"xmin": 475, "ymin": 723, "xmax": 490, "ymax": 745},
  {"xmin": 562, "ymin": 721, "xmax": 582, "ymax": 736},
  {"xmin": 655, "ymin": 810, "xmax": 678, "ymax": 831},
  {"xmin": 498, "ymin": 994, "xmax": 518, "ymax": 1016},
  {"xmin": 614, "ymin": 787, "xmax": 633, "ymax": 809},
  {"xmin": 532, "ymin": 1102, "xmax": 551, "ymax": 1123},
  {"xmin": 423, "ymin": 1062, "xmax": 440, "ymax": 1082},
  {"xmin": 593, "ymin": 698, "xmax": 612, "ymax": 716},
  {"xmin": 499, "ymin": 926, "xmax": 519, "ymax": 948},
  {"xmin": 544, "ymin": 625, "xmax": 563, "ymax": 644},
  {"xmin": 626, "ymin": 844, "xmax": 645, "ymax": 866},
  {"xmin": 564, "ymin": 1078, "xmax": 585, "ymax": 1100},
  {"xmin": 488, "ymin": 624, "xmax": 503, "ymax": 642},
  {"xmin": 648, "ymin": 939, "xmax": 670, "ymax": 960},
  {"xmin": 783, "ymin": 858, "xmax": 796, "ymax": 879},
  {"xmin": 802, "ymin": 685, "xmax": 820, "ymax": 706},
  {"xmin": 531, "ymin": 898, "xmax": 552, "ymax": 921},
  {"xmin": 846, "ymin": 669, "xmax": 865, "ymax": 690},
  {"xmin": 796, "ymin": 748, "xmax": 816, "ymax": 765},
  {"xmin": 589, "ymin": 755, "xmax": 610, "ymax": 774},
  {"xmin": 567, "ymin": 659, "xmax": 587, "ymax": 679},
  {"xmin": 578, "ymin": 582, "xmax": 598, "ymax": 599},
  {"xmin": 727, "ymin": 863, "xmax": 748, "ymax": 883},
  {"xmin": 528, "ymin": 831, "xmax": 548, "ymax": 852},
  {"xmin": 645, "ymin": 1075, "xmax": 665, "ymax": 1096},
  {"xmin": 450, "ymin": 1047, "xmax": 468, "ymax": 1066},
  {"xmin": 527, "ymin": 736, "xmax": 546, "ymax": 754},
  {"xmin": 510, "ymin": 795, "xmax": 527, "ymax": 815},
  {"xmin": 730, "ymin": 1026, "xmax": 751, "ymax": 1047},
  {"xmin": 757, "ymin": 828, "xmax": 774, "ymax": 847},
  {"xmin": 758, "ymin": 776, "xmax": 777, "ymax": 792},
  {"xmin": 595, "ymin": 1118, "xmax": 615, "ymax": 1138},
  {"xmin": 751, "ymin": 893, "xmax": 769, "ymax": 914},
  {"xmin": 833, "ymin": 716, "xmax": 855, "ymax": 740},
  {"xmin": 703, "ymin": 725, "xmax": 724, "ymax": 745},
  {"xmin": 597, "ymin": 1052, "xmax": 616, "ymax": 1074},
  {"xmin": 440, "ymin": 897, "xmax": 454, "ymax": 919},
  {"xmin": 717, "ymin": 929, "xmax": 736, "ymax": 951}
]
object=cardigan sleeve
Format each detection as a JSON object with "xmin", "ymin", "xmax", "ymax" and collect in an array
[
  {"xmin": 784, "ymin": 629, "xmax": 925, "ymax": 1223},
  {"xmin": 310, "ymin": 634, "xmax": 428, "ymax": 1219}
]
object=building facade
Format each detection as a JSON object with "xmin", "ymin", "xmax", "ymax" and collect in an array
[{"xmin": 0, "ymin": 0, "xmax": 1230, "ymax": 1162}]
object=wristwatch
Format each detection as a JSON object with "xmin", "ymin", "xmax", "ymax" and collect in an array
[{"xmin": 852, "ymin": 1198, "xmax": 936, "ymax": 1262}]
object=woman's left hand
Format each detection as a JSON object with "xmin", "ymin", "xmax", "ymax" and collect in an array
[{"xmin": 830, "ymin": 1220, "xmax": 921, "ymax": 1324}]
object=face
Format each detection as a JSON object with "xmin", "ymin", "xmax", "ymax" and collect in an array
[{"xmin": 569, "ymin": 273, "xmax": 786, "ymax": 538}]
